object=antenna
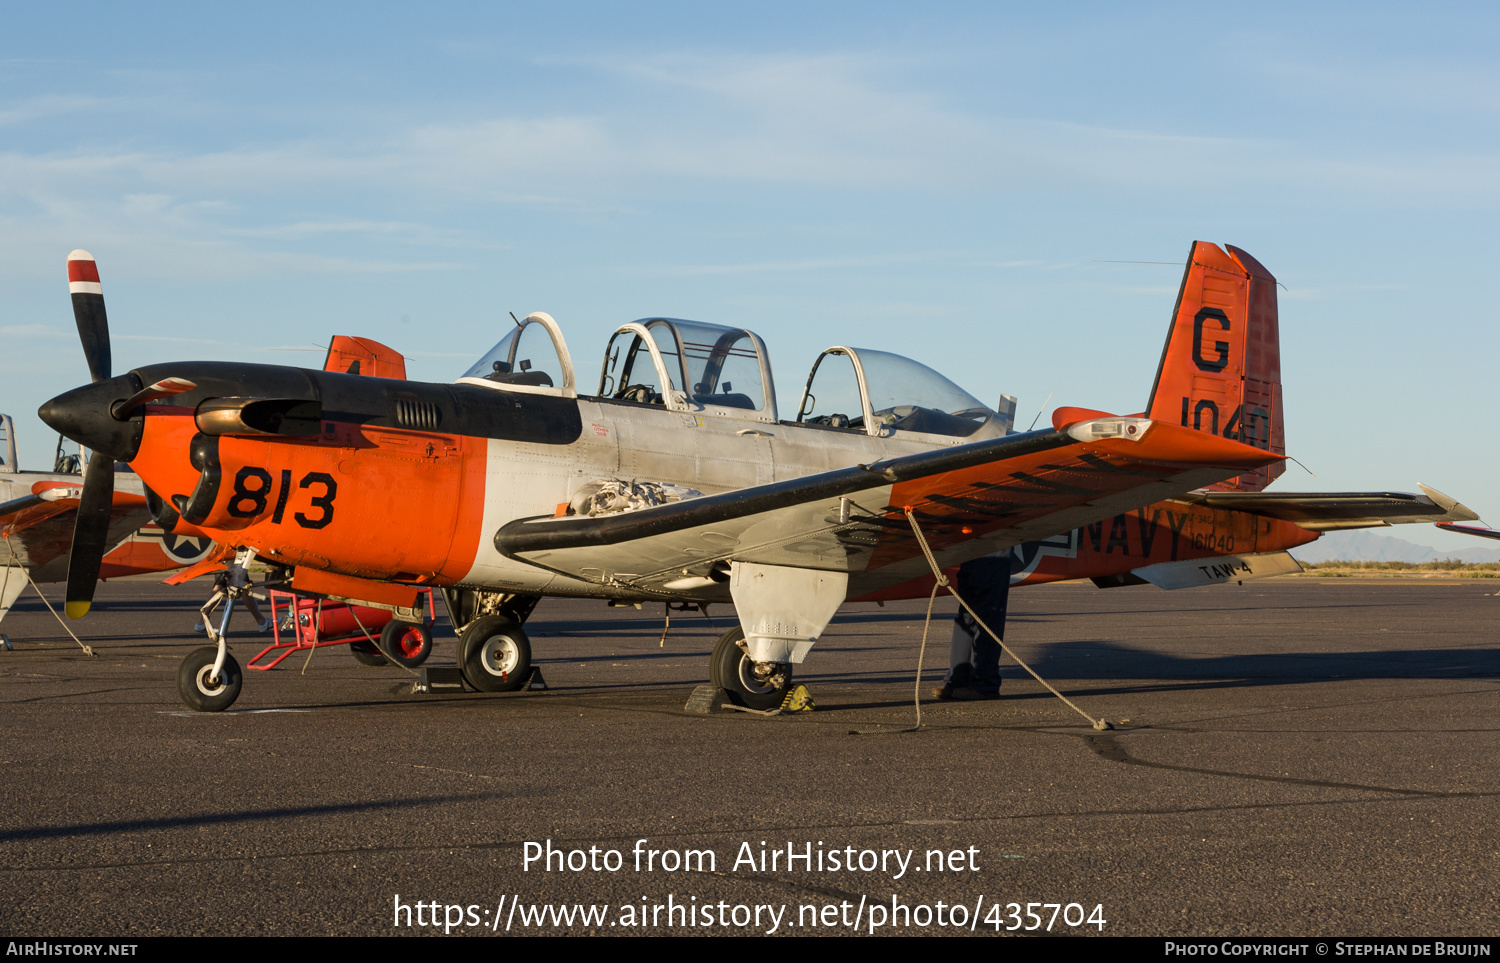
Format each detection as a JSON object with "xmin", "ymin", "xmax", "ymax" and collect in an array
[
  {"xmin": 509, "ymin": 311, "xmax": 523, "ymax": 329},
  {"xmin": 1026, "ymin": 392, "xmax": 1053, "ymax": 432}
]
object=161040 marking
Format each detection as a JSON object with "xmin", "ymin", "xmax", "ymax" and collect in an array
[
  {"xmin": 1178, "ymin": 397, "xmax": 1271, "ymax": 449},
  {"xmin": 227, "ymin": 468, "xmax": 337, "ymax": 528}
]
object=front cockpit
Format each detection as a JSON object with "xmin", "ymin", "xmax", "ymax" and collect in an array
[
  {"xmin": 457, "ymin": 312, "xmax": 578, "ymax": 398},
  {"xmin": 459, "ymin": 314, "xmax": 1006, "ymax": 441}
]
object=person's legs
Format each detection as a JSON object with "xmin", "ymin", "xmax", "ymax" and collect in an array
[{"xmin": 938, "ymin": 553, "xmax": 1012, "ymax": 698}]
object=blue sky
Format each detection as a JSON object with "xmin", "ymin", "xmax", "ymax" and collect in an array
[{"xmin": 2, "ymin": 2, "xmax": 1495, "ymax": 549}]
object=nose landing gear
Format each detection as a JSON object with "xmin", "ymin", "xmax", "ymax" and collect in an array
[
  {"xmin": 177, "ymin": 645, "xmax": 243, "ymax": 712},
  {"xmin": 176, "ymin": 546, "xmax": 255, "ymax": 712}
]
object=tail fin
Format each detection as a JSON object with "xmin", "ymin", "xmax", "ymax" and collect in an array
[
  {"xmin": 323, "ymin": 336, "xmax": 407, "ymax": 379},
  {"xmin": 1145, "ymin": 241, "xmax": 1284, "ymax": 492}
]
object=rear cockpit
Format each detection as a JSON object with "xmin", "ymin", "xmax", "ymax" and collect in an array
[
  {"xmin": 459, "ymin": 315, "xmax": 1005, "ymax": 440},
  {"xmin": 795, "ymin": 346, "xmax": 1003, "ymax": 441}
]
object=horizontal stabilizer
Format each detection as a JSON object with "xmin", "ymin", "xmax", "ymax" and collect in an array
[
  {"xmin": 1177, "ymin": 485, "xmax": 1477, "ymax": 531},
  {"xmin": 1438, "ymin": 522, "xmax": 1500, "ymax": 542}
]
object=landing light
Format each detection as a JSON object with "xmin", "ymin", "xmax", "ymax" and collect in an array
[{"xmin": 1067, "ymin": 418, "xmax": 1151, "ymax": 443}]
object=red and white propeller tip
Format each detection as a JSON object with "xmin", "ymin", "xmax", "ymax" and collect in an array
[{"xmin": 67, "ymin": 250, "xmax": 101, "ymax": 295}]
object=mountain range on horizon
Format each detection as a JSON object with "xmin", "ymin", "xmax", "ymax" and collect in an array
[{"xmin": 1288, "ymin": 529, "xmax": 1500, "ymax": 564}]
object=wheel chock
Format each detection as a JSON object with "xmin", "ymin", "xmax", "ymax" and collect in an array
[
  {"xmin": 684, "ymin": 683, "xmax": 728, "ymax": 714},
  {"xmin": 525, "ymin": 666, "xmax": 548, "ymax": 690},
  {"xmin": 413, "ymin": 666, "xmax": 467, "ymax": 694},
  {"xmin": 779, "ymin": 684, "xmax": 814, "ymax": 713}
]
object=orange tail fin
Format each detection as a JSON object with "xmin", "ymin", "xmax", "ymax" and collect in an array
[
  {"xmin": 1145, "ymin": 241, "xmax": 1284, "ymax": 492},
  {"xmin": 323, "ymin": 336, "xmax": 407, "ymax": 379}
]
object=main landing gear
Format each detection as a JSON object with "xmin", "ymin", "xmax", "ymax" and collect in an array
[
  {"xmin": 457, "ymin": 615, "xmax": 532, "ymax": 692},
  {"xmin": 177, "ymin": 546, "xmax": 255, "ymax": 712},
  {"xmin": 710, "ymin": 626, "xmax": 793, "ymax": 710},
  {"xmin": 445, "ymin": 590, "xmax": 539, "ymax": 693}
]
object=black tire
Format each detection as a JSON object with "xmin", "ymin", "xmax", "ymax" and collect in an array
[
  {"xmin": 459, "ymin": 615, "xmax": 531, "ymax": 693},
  {"xmin": 378, "ymin": 620, "xmax": 432, "ymax": 668},
  {"xmin": 348, "ymin": 639, "xmax": 388, "ymax": 667},
  {"xmin": 177, "ymin": 646, "xmax": 243, "ymax": 712},
  {"xmin": 710, "ymin": 626, "xmax": 791, "ymax": 710}
]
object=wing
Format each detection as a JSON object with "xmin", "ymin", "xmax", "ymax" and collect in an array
[
  {"xmin": 0, "ymin": 483, "xmax": 153, "ymax": 580},
  {"xmin": 1178, "ymin": 484, "xmax": 1477, "ymax": 531},
  {"xmin": 495, "ymin": 413, "xmax": 1282, "ymax": 597}
]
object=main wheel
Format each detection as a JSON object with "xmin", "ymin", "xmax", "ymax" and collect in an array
[
  {"xmin": 177, "ymin": 646, "xmax": 243, "ymax": 712},
  {"xmin": 379, "ymin": 620, "xmax": 432, "ymax": 668},
  {"xmin": 710, "ymin": 626, "xmax": 792, "ymax": 710},
  {"xmin": 458, "ymin": 615, "xmax": 531, "ymax": 693},
  {"xmin": 348, "ymin": 639, "xmax": 389, "ymax": 667}
]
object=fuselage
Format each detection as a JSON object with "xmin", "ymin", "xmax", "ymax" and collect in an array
[
  {"xmin": 41, "ymin": 360, "xmax": 1318, "ymax": 605},
  {"xmin": 112, "ymin": 361, "xmax": 982, "ymax": 599}
]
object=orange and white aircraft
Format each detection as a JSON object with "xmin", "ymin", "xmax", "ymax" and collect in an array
[
  {"xmin": 0, "ymin": 415, "xmax": 214, "ymax": 645},
  {"xmin": 37, "ymin": 243, "xmax": 1472, "ymax": 710}
]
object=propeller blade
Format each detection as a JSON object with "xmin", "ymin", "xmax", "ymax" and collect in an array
[
  {"xmin": 67, "ymin": 249, "xmax": 111, "ymax": 384},
  {"xmin": 64, "ymin": 453, "xmax": 115, "ymax": 619},
  {"xmin": 110, "ymin": 377, "xmax": 198, "ymax": 420}
]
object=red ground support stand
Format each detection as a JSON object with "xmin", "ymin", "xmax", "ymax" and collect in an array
[{"xmin": 247, "ymin": 589, "xmax": 436, "ymax": 670}]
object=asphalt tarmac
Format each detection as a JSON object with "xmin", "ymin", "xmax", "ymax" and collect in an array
[{"xmin": 2, "ymin": 576, "xmax": 1497, "ymax": 937}]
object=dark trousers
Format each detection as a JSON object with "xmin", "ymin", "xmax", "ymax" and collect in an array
[{"xmin": 944, "ymin": 553, "xmax": 1011, "ymax": 694}]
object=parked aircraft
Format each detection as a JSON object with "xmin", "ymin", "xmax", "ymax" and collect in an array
[
  {"xmin": 0, "ymin": 414, "xmax": 214, "ymax": 645},
  {"xmin": 35, "ymin": 244, "xmax": 1469, "ymax": 711}
]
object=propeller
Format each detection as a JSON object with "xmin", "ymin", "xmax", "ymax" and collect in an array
[
  {"xmin": 62, "ymin": 250, "xmax": 114, "ymax": 619},
  {"xmin": 57, "ymin": 253, "xmax": 199, "ymax": 619},
  {"xmin": 68, "ymin": 250, "xmax": 111, "ymax": 384},
  {"xmin": 65, "ymin": 453, "xmax": 114, "ymax": 619}
]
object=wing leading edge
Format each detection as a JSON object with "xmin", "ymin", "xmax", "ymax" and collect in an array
[{"xmin": 495, "ymin": 414, "xmax": 1282, "ymax": 597}]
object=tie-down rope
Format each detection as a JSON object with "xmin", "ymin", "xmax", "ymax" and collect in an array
[
  {"xmin": 2, "ymin": 535, "xmax": 96, "ymax": 657},
  {"xmin": 903, "ymin": 509, "xmax": 1111, "ymax": 731}
]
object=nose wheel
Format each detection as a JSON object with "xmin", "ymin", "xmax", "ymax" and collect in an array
[
  {"xmin": 177, "ymin": 645, "xmax": 243, "ymax": 712},
  {"xmin": 178, "ymin": 545, "xmax": 255, "ymax": 711},
  {"xmin": 709, "ymin": 626, "xmax": 792, "ymax": 710}
]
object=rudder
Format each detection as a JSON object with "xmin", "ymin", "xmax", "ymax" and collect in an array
[
  {"xmin": 1144, "ymin": 241, "xmax": 1284, "ymax": 492},
  {"xmin": 323, "ymin": 336, "xmax": 408, "ymax": 379}
]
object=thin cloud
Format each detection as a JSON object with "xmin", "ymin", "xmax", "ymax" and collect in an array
[
  {"xmin": 0, "ymin": 324, "xmax": 68, "ymax": 338},
  {"xmin": 634, "ymin": 252, "xmax": 947, "ymax": 277}
]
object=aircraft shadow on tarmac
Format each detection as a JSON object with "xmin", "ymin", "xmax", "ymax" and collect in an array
[
  {"xmin": 0, "ymin": 793, "xmax": 499, "ymax": 845},
  {"xmin": 783, "ymin": 638, "xmax": 1500, "ymax": 709}
]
